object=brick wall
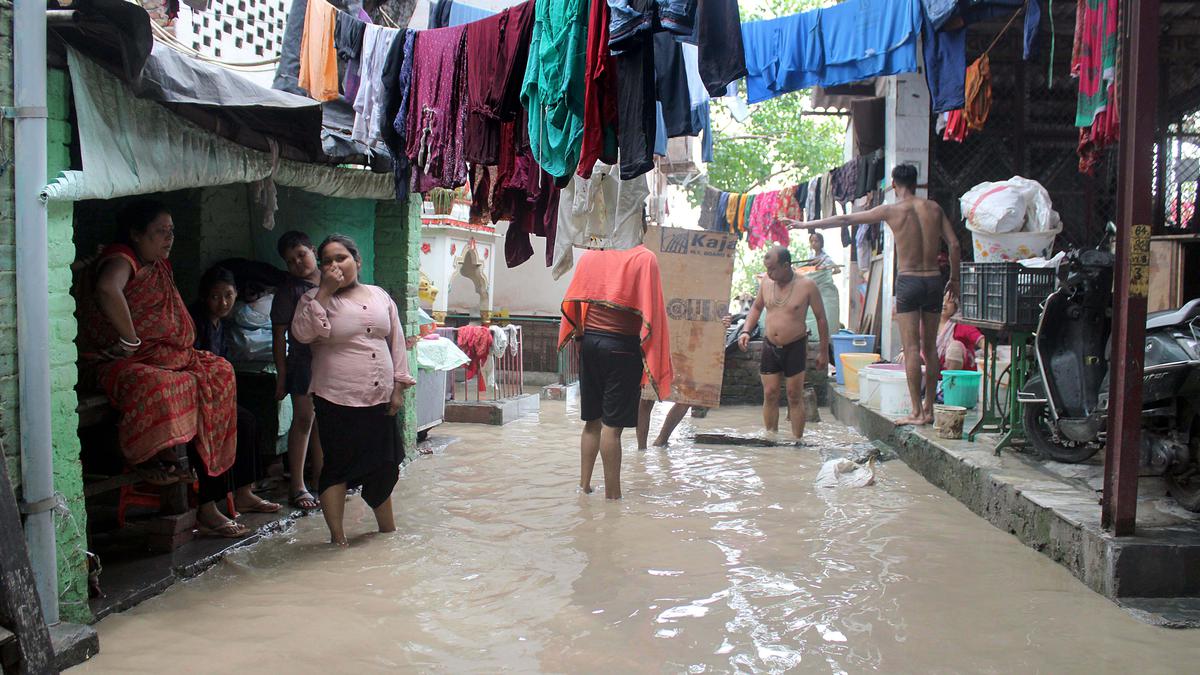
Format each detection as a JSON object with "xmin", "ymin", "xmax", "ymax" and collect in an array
[
  {"xmin": 375, "ymin": 199, "xmax": 421, "ymax": 450},
  {"xmin": 721, "ymin": 341, "xmax": 830, "ymax": 407},
  {"xmin": 445, "ymin": 315, "xmax": 561, "ymax": 375}
]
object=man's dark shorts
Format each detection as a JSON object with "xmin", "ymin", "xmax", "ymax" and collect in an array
[
  {"xmin": 761, "ymin": 337, "xmax": 807, "ymax": 378},
  {"xmin": 895, "ymin": 274, "xmax": 944, "ymax": 314},
  {"xmin": 580, "ymin": 331, "xmax": 643, "ymax": 428}
]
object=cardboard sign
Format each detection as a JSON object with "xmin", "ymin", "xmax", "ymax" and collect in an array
[{"xmin": 643, "ymin": 226, "xmax": 738, "ymax": 408}]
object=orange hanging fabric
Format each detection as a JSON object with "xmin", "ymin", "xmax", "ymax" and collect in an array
[
  {"xmin": 298, "ymin": 0, "xmax": 341, "ymax": 101},
  {"xmin": 962, "ymin": 53, "xmax": 992, "ymax": 132}
]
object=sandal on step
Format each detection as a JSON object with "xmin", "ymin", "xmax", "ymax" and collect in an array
[
  {"xmin": 197, "ymin": 519, "xmax": 249, "ymax": 539},
  {"xmin": 133, "ymin": 462, "xmax": 180, "ymax": 487},
  {"xmin": 290, "ymin": 491, "xmax": 320, "ymax": 511}
]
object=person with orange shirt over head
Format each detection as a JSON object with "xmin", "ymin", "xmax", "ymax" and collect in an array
[{"xmin": 560, "ymin": 245, "xmax": 672, "ymax": 500}]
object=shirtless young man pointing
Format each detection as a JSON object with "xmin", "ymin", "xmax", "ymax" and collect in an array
[
  {"xmin": 738, "ymin": 246, "xmax": 830, "ymax": 440},
  {"xmin": 792, "ymin": 164, "xmax": 962, "ymax": 426}
]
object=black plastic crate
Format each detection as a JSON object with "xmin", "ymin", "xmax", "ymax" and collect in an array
[{"xmin": 959, "ymin": 262, "xmax": 1057, "ymax": 329}]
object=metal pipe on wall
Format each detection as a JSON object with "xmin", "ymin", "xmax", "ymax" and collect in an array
[{"xmin": 13, "ymin": 0, "xmax": 59, "ymax": 623}]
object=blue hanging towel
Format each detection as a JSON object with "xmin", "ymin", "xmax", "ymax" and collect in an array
[
  {"xmin": 740, "ymin": 12, "xmax": 824, "ymax": 104},
  {"xmin": 820, "ymin": 0, "xmax": 922, "ymax": 88},
  {"xmin": 922, "ymin": 16, "xmax": 966, "ymax": 113}
]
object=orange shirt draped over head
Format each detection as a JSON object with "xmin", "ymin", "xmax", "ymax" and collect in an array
[{"xmin": 558, "ymin": 245, "xmax": 674, "ymax": 399}]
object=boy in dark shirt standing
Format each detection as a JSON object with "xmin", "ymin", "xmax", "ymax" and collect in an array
[{"xmin": 271, "ymin": 231, "xmax": 325, "ymax": 510}]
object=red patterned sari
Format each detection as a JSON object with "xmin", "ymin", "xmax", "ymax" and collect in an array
[{"xmin": 79, "ymin": 245, "xmax": 236, "ymax": 476}]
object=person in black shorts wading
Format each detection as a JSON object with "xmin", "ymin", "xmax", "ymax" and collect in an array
[
  {"xmin": 790, "ymin": 164, "xmax": 962, "ymax": 426},
  {"xmin": 738, "ymin": 246, "xmax": 830, "ymax": 440}
]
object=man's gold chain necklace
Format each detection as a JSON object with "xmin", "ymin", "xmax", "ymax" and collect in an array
[{"xmin": 771, "ymin": 275, "xmax": 796, "ymax": 307}]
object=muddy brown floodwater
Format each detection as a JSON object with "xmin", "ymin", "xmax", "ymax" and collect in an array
[{"xmin": 76, "ymin": 401, "xmax": 1200, "ymax": 673}]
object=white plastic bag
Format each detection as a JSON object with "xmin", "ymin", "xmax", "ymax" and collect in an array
[
  {"xmin": 961, "ymin": 182, "xmax": 1027, "ymax": 234},
  {"xmin": 227, "ymin": 296, "xmax": 274, "ymax": 362},
  {"xmin": 815, "ymin": 458, "xmax": 876, "ymax": 489},
  {"xmin": 1006, "ymin": 176, "xmax": 1061, "ymax": 233}
]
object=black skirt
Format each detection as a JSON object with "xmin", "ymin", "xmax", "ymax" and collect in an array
[{"xmin": 313, "ymin": 397, "xmax": 405, "ymax": 508}]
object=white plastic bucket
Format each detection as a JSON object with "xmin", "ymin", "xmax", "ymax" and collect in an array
[
  {"xmin": 877, "ymin": 370, "xmax": 912, "ymax": 417},
  {"xmin": 969, "ymin": 226, "xmax": 1061, "ymax": 262},
  {"xmin": 860, "ymin": 369, "xmax": 881, "ymax": 408}
]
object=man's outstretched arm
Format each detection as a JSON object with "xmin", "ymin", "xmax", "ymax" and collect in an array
[{"xmin": 786, "ymin": 204, "xmax": 890, "ymax": 231}]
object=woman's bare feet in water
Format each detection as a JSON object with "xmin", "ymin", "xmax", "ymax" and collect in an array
[{"xmin": 579, "ymin": 483, "xmax": 594, "ymax": 494}]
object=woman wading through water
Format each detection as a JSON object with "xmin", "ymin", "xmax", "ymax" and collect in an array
[{"xmin": 291, "ymin": 234, "xmax": 416, "ymax": 545}]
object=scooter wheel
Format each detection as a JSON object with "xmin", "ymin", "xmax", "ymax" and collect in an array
[
  {"xmin": 1166, "ymin": 414, "xmax": 1200, "ymax": 513},
  {"xmin": 1022, "ymin": 401, "xmax": 1101, "ymax": 464}
]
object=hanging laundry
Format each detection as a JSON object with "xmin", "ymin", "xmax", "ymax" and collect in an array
[
  {"xmin": 429, "ymin": 0, "xmax": 453, "ymax": 28},
  {"xmin": 578, "ymin": 0, "xmax": 620, "ymax": 178},
  {"xmin": 963, "ymin": 53, "xmax": 992, "ymax": 133},
  {"xmin": 379, "ymin": 28, "xmax": 414, "ymax": 200},
  {"xmin": 465, "ymin": 1, "xmax": 536, "ymax": 166},
  {"xmin": 820, "ymin": 173, "xmax": 834, "ymax": 219},
  {"xmin": 522, "ymin": 0, "xmax": 589, "ymax": 179},
  {"xmin": 740, "ymin": 11, "xmax": 823, "ymax": 104},
  {"xmin": 820, "ymin": 0, "xmax": 921, "ymax": 88},
  {"xmin": 559, "ymin": 245, "xmax": 674, "ymax": 399},
  {"xmin": 659, "ymin": 0, "xmax": 698, "ymax": 37},
  {"xmin": 405, "ymin": 25, "xmax": 470, "ymax": 193},
  {"xmin": 457, "ymin": 324, "xmax": 493, "ymax": 393},
  {"xmin": 334, "ymin": 11, "xmax": 367, "ymax": 102},
  {"xmin": 776, "ymin": 184, "xmax": 804, "ymax": 227},
  {"xmin": 922, "ymin": 17, "xmax": 966, "ymax": 114},
  {"xmin": 922, "ymin": 0, "xmax": 959, "ymax": 30},
  {"xmin": 746, "ymin": 190, "xmax": 785, "ymax": 250},
  {"xmin": 387, "ymin": 29, "xmax": 418, "ymax": 198},
  {"xmin": 1073, "ymin": 0, "xmax": 1119, "ymax": 175},
  {"xmin": 681, "ymin": 44, "xmax": 714, "ymax": 163},
  {"xmin": 608, "ymin": 0, "xmax": 655, "ymax": 54},
  {"xmin": 298, "ymin": 0, "xmax": 340, "ymax": 102},
  {"xmin": 713, "ymin": 191, "xmax": 730, "ymax": 232},
  {"xmin": 806, "ymin": 177, "xmax": 821, "ymax": 221},
  {"xmin": 725, "ymin": 192, "xmax": 740, "ymax": 232},
  {"xmin": 831, "ymin": 159, "xmax": 859, "ymax": 203},
  {"xmin": 655, "ymin": 32, "xmax": 696, "ymax": 138},
  {"xmin": 552, "ymin": 164, "xmax": 650, "ymax": 280},
  {"xmin": 943, "ymin": 108, "xmax": 969, "ymax": 142},
  {"xmin": 351, "ymin": 25, "xmax": 400, "ymax": 147},
  {"xmin": 694, "ymin": 0, "xmax": 747, "ymax": 97}
]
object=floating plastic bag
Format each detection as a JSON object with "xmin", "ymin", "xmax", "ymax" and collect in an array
[{"xmin": 815, "ymin": 458, "xmax": 876, "ymax": 489}]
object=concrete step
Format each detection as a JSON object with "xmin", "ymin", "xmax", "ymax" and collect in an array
[{"xmin": 830, "ymin": 385, "xmax": 1200, "ymax": 622}]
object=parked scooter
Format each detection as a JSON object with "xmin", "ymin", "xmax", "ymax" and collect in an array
[{"xmin": 1019, "ymin": 224, "xmax": 1200, "ymax": 511}]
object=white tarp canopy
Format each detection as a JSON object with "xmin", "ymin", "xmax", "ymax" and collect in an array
[{"xmin": 42, "ymin": 47, "xmax": 395, "ymax": 203}]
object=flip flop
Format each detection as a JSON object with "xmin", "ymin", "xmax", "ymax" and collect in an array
[
  {"xmin": 290, "ymin": 491, "xmax": 320, "ymax": 511},
  {"xmin": 196, "ymin": 519, "xmax": 249, "ymax": 539},
  {"xmin": 236, "ymin": 498, "xmax": 282, "ymax": 514}
]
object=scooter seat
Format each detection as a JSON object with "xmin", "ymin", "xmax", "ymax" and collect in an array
[{"xmin": 1147, "ymin": 298, "xmax": 1200, "ymax": 331}]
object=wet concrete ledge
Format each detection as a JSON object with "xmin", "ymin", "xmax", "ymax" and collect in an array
[{"xmin": 829, "ymin": 386, "xmax": 1200, "ymax": 628}]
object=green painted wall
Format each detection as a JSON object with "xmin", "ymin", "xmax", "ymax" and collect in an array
[
  {"xmin": 374, "ymin": 200, "xmax": 421, "ymax": 450},
  {"xmin": 253, "ymin": 187, "xmax": 377, "ymax": 284},
  {"xmin": 48, "ymin": 67, "xmax": 91, "ymax": 623}
]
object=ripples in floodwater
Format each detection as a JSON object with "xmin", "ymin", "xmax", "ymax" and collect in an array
[{"xmin": 75, "ymin": 401, "xmax": 1200, "ymax": 673}]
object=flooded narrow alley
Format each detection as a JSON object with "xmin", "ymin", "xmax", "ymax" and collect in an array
[{"xmin": 76, "ymin": 402, "xmax": 1200, "ymax": 673}]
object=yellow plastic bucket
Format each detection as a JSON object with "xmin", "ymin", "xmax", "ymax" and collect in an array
[{"xmin": 840, "ymin": 353, "xmax": 881, "ymax": 394}]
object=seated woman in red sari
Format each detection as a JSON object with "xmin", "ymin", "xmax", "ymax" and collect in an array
[{"xmin": 78, "ymin": 200, "xmax": 244, "ymax": 538}]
